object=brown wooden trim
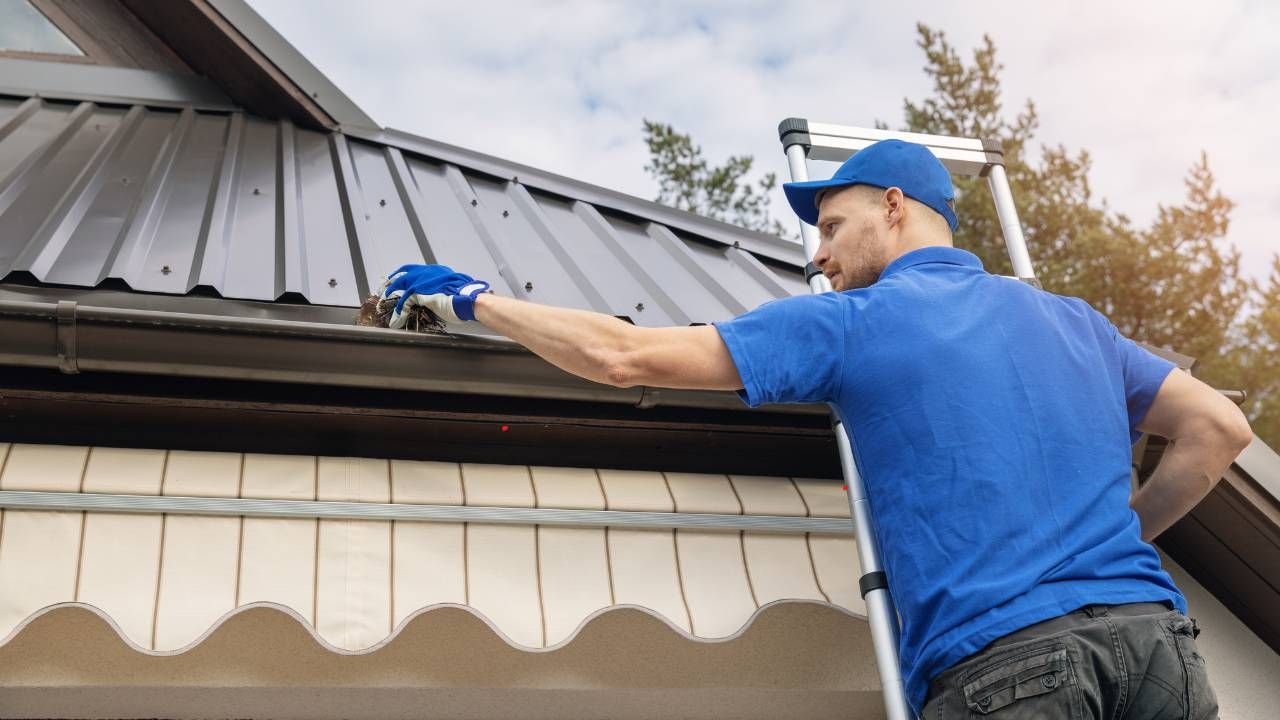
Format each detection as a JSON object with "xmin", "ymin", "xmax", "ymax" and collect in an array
[
  {"xmin": 123, "ymin": 0, "xmax": 334, "ymax": 128},
  {"xmin": 0, "ymin": 49, "xmax": 94, "ymax": 65},
  {"xmin": 38, "ymin": 0, "xmax": 192, "ymax": 74},
  {"xmin": 15, "ymin": 0, "xmax": 93, "ymax": 59},
  {"xmin": 1221, "ymin": 466, "xmax": 1280, "ymax": 530},
  {"xmin": 1214, "ymin": 468, "xmax": 1280, "ymax": 578},
  {"xmin": 188, "ymin": 0, "xmax": 331, "ymax": 124},
  {"xmin": 33, "ymin": 0, "xmax": 120, "ymax": 66}
]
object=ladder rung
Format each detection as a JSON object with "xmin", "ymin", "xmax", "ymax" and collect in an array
[{"xmin": 780, "ymin": 119, "xmax": 1004, "ymax": 177}]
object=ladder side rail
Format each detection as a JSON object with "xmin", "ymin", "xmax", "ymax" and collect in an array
[
  {"xmin": 783, "ymin": 141, "xmax": 915, "ymax": 720},
  {"xmin": 781, "ymin": 118, "xmax": 1044, "ymax": 719},
  {"xmin": 987, "ymin": 164, "xmax": 1035, "ymax": 280}
]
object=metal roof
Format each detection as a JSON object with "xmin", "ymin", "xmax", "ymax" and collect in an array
[{"xmin": 0, "ymin": 94, "xmax": 807, "ymax": 329}]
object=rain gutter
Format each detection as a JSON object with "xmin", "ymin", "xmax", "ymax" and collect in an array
[{"xmin": 0, "ymin": 298, "xmax": 823, "ymax": 415}]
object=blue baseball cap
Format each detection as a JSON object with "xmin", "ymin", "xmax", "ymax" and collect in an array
[{"xmin": 783, "ymin": 139, "xmax": 958, "ymax": 231}]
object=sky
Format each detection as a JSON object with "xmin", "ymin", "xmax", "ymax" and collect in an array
[{"xmin": 246, "ymin": 0, "xmax": 1279, "ymax": 282}]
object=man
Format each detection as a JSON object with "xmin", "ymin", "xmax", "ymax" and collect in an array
[{"xmin": 379, "ymin": 139, "xmax": 1250, "ymax": 719}]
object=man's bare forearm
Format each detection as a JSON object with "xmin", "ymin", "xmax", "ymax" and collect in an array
[
  {"xmin": 472, "ymin": 292, "xmax": 635, "ymax": 386},
  {"xmin": 1129, "ymin": 434, "xmax": 1244, "ymax": 542}
]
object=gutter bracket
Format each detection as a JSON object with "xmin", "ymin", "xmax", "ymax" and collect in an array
[{"xmin": 55, "ymin": 300, "xmax": 78, "ymax": 374}]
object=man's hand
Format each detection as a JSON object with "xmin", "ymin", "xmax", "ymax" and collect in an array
[
  {"xmin": 378, "ymin": 264, "xmax": 491, "ymax": 327},
  {"xmin": 377, "ymin": 264, "xmax": 743, "ymax": 392},
  {"xmin": 1131, "ymin": 368, "xmax": 1253, "ymax": 541}
]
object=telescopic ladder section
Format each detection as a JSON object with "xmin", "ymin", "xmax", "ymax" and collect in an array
[{"xmin": 777, "ymin": 118, "xmax": 1037, "ymax": 720}]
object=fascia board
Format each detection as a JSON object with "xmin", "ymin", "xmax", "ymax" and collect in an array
[{"xmin": 0, "ymin": 298, "xmax": 824, "ymax": 416}]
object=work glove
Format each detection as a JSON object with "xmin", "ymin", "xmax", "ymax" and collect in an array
[{"xmin": 377, "ymin": 264, "xmax": 492, "ymax": 328}]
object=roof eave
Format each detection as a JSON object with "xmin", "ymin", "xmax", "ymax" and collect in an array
[
  {"xmin": 0, "ymin": 297, "xmax": 821, "ymax": 417},
  {"xmin": 122, "ymin": 0, "xmax": 376, "ymax": 131}
]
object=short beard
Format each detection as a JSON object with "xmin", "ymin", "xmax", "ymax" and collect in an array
[{"xmin": 842, "ymin": 219, "xmax": 888, "ymax": 290}]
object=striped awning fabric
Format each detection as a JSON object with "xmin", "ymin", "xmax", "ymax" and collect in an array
[{"xmin": 0, "ymin": 443, "xmax": 864, "ymax": 655}]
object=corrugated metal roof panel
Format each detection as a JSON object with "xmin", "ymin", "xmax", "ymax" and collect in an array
[
  {"xmin": 0, "ymin": 442, "xmax": 861, "ymax": 655},
  {"xmin": 0, "ymin": 95, "xmax": 806, "ymax": 328}
]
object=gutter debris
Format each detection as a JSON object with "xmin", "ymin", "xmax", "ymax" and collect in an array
[{"xmin": 356, "ymin": 294, "xmax": 447, "ymax": 334}]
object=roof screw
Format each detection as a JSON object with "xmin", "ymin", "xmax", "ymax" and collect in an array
[
  {"xmin": 524, "ymin": 281, "xmax": 534, "ymax": 292},
  {"xmin": 512, "ymin": 175, "xmax": 519, "ymax": 183},
  {"xmin": 379, "ymin": 198, "xmax": 386, "ymax": 207},
  {"xmin": 732, "ymin": 240, "xmax": 740, "ymax": 249},
  {"xmin": 328, "ymin": 277, "xmax": 337, "ymax": 288},
  {"xmin": 160, "ymin": 265, "xmax": 171, "ymax": 275},
  {"xmin": 312, "ymin": 92, "xmax": 319, "ymax": 98},
  {"xmin": 635, "ymin": 302, "xmax": 644, "ymax": 312},
  {"xmin": 121, "ymin": 177, "xmax": 129, "ymax": 184},
  {"xmin": 471, "ymin": 198, "xmax": 478, "ymax": 207},
  {"xmin": 502, "ymin": 210, "xmax": 509, "ymax": 218},
  {"xmin": 253, "ymin": 188, "xmax": 261, "ymax": 195}
]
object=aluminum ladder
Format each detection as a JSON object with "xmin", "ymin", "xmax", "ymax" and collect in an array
[{"xmin": 777, "ymin": 119, "xmax": 1037, "ymax": 720}]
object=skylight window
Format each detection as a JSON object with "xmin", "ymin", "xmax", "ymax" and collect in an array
[{"xmin": 0, "ymin": 0, "xmax": 84, "ymax": 56}]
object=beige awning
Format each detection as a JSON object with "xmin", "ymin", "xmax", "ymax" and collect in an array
[{"xmin": 0, "ymin": 443, "xmax": 880, "ymax": 719}]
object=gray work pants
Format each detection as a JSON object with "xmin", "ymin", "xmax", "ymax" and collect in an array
[{"xmin": 921, "ymin": 602, "xmax": 1218, "ymax": 719}]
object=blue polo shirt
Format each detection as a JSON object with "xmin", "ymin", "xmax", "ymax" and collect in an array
[{"xmin": 713, "ymin": 246, "xmax": 1185, "ymax": 712}]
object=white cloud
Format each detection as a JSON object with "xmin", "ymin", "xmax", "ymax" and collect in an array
[{"xmin": 248, "ymin": 0, "xmax": 1279, "ymax": 280}]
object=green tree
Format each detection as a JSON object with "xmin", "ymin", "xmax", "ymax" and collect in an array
[
  {"xmin": 901, "ymin": 24, "xmax": 1247, "ymax": 354},
  {"xmin": 641, "ymin": 25, "xmax": 1278, "ymax": 448},
  {"xmin": 1224, "ymin": 259, "xmax": 1280, "ymax": 447},
  {"xmin": 642, "ymin": 119, "xmax": 790, "ymax": 237},
  {"xmin": 1249, "ymin": 261, "xmax": 1280, "ymax": 441},
  {"xmin": 901, "ymin": 23, "xmax": 1274, "ymax": 446}
]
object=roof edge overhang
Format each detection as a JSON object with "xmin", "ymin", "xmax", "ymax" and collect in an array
[
  {"xmin": 121, "ymin": 0, "xmax": 376, "ymax": 131},
  {"xmin": 0, "ymin": 297, "xmax": 824, "ymax": 415},
  {"xmin": 1142, "ymin": 433, "xmax": 1280, "ymax": 658},
  {"xmin": 202, "ymin": 0, "xmax": 377, "ymax": 128}
]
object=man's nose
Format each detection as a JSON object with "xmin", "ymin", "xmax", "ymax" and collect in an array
[{"xmin": 813, "ymin": 246, "xmax": 829, "ymax": 268}]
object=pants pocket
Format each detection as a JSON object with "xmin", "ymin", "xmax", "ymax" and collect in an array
[
  {"xmin": 1165, "ymin": 613, "xmax": 1220, "ymax": 720},
  {"xmin": 959, "ymin": 642, "xmax": 1081, "ymax": 718}
]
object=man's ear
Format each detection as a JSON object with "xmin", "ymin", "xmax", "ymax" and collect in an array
[{"xmin": 883, "ymin": 187, "xmax": 906, "ymax": 228}]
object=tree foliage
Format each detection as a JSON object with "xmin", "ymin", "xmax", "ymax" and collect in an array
[
  {"xmin": 642, "ymin": 24, "xmax": 1278, "ymax": 448},
  {"xmin": 642, "ymin": 120, "xmax": 790, "ymax": 237},
  {"xmin": 900, "ymin": 23, "xmax": 1272, "ymax": 447}
]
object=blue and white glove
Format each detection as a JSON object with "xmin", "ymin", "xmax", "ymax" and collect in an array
[{"xmin": 378, "ymin": 264, "xmax": 491, "ymax": 328}]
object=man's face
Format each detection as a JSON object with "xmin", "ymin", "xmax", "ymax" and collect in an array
[{"xmin": 812, "ymin": 185, "xmax": 892, "ymax": 292}]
